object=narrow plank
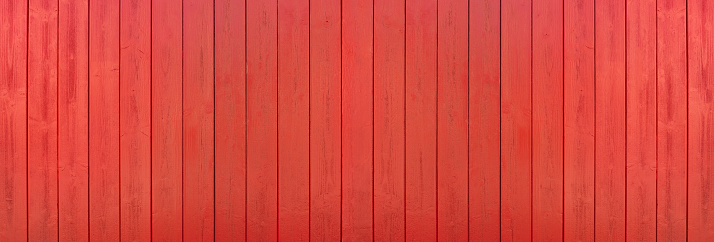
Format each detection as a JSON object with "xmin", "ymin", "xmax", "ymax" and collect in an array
[
  {"xmin": 405, "ymin": 0, "xmax": 437, "ymax": 240},
  {"xmin": 58, "ymin": 0, "xmax": 89, "ymax": 240},
  {"xmin": 215, "ymin": 0, "xmax": 246, "ymax": 240},
  {"xmin": 626, "ymin": 0, "xmax": 658, "ymax": 240},
  {"xmin": 656, "ymin": 0, "xmax": 687, "ymax": 240},
  {"xmin": 436, "ymin": 0, "xmax": 468, "ymax": 240},
  {"xmin": 500, "ymin": 0, "xmax": 532, "ymax": 240},
  {"xmin": 468, "ymin": 0, "xmax": 500, "ymax": 240},
  {"xmin": 564, "ymin": 0, "xmax": 595, "ymax": 240},
  {"xmin": 687, "ymin": 0, "xmax": 714, "ymax": 240},
  {"xmin": 374, "ymin": 0, "xmax": 405, "ymax": 239},
  {"xmin": 27, "ymin": 0, "xmax": 59, "ymax": 240},
  {"xmin": 246, "ymin": 0, "xmax": 278, "ymax": 239},
  {"xmin": 594, "ymin": 0, "xmax": 626, "ymax": 239},
  {"xmin": 341, "ymin": 0, "xmax": 374, "ymax": 240},
  {"xmin": 0, "ymin": 0, "xmax": 28, "ymax": 240},
  {"xmin": 88, "ymin": 0, "xmax": 120, "ymax": 239},
  {"xmin": 151, "ymin": 0, "xmax": 183, "ymax": 240},
  {"xmin": 309, "ymin": 0, "xmax": 342, "ymax": 240},
  {"xmin": 182, "ymin": 0, "xmax": 215, "ymax": 240},
  {"xmin": 532, "ymin": 0, "xmax": 564, "ymax": 240},
  {"xmin": 119, "ymin": 0, "xmax": 152, "ymax": 240},
  {"xmin": 277, "ymin": 0, "xmax": 310, "ymax": 239}
]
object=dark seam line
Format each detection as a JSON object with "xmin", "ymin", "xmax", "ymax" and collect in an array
[
  {"xmin": 87, "ymin": 0, "xmax": 91, "ymax": 238},
  {"xmin": 402, "ymin": 0, "xmax": 407, "ymax": 240},
  {"xmin": 245, "ymin": 0, "xmax": 249, "ymax": 240},
  {"xmin": 276, "ymin": 0, "xmax": 280, "ymax": 238},
  {"xmin": 57, "ymin": 0, "xmax": 60, "ymax": 239},
  {"xmin": 528, "ymin": 0, "xmax": 533, "ymax": 242},
  {"xmin": 371, "ymin": 0, "xmax": 375, "ymax": 239},
  {"xmin": 181, "ymin": 0, "xmax": 185, "ymax": 238},
  {"xmin": 654, "ymin": 0, "xmax": 658, "ymax": 240},
  {"xmin": 307, "ymin": 0, "xmax": 312, "ymax": 238},
  {"xmin": 589, "ymin": 3, "xmax": 598, "ymax": 240},
  {"xmin": 118, "ymin": 0, "xmax": 122, "ymax": 238},
  {"xmin": 623, "ymin": 1, "xmax": 628, "ymax": 242},
  {"xmin": 499, "ymin": 0, "xmax": 502, "ymax": 240},
  {"xmin": 685, "ymin": 0, "xmax": 688, "ymax": 240},
  {"xmin": 150, "ymin": 0, "xmax": 154, "ymax": 238},
  {"xmin": 340, "ymin": 0, "xmax": 343, "ymax": 239},
  {"xmin": 26, "ymin": 0, "xmax": 30, "ymax": 239},
  {"xmin": 467, "ymin": 0, "xmax": 471, "ymax": 239},
  {"xmin": 435, "ymin": 0, "xmax": 439, "ymax": 238}
]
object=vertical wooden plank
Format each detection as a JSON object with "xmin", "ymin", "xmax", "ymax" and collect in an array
[
  {"xmin": 120, "ymin": 0, "xmax": 152, "ymax": 240},
  {"xmin": 436, "ymin": 0, "xmax": 468, "ymax": 240},
  {"xmin": 468, "ymin": 0, "xmax": 500, "ymax": 240},
  {"xmin": 500, "ymin": 0, "xmax": 532, "ymax": 240},
  {"xmin": 532, "ymin": 0, "xmax": 564, "ymax": 240},
  {"xmin": 309, "ymin": 0, "xmax": 342, "ymax": 240},
  {"xmin": 58, "ymin": 0, "xmax": 89, "ymax": 240},
  {"xmin": 277, "ymin": 0, "xmax": 309, "ymax": 240},
  {"xmin": 687, "ymin": 0, "xmax": 714, "ymax": 240},
  {"xmin": 89, "ymin": 0, "xmax": 120, "ymax": 240},
  {"xmin": 341, "ymin": 0, "xmax": 373, "ymax": 240},
  {"xmin": 595, "ymin": 0, "xmax": 626, "ymax": 239},
  {"xmin": 0, "ymin": 0, "xmax": 28, "ymax": 240},
  {"xmin": 247, "ymin": 0, "xmax": 278, "ymax": 239},
  {"xmin": 656, "ymin": 0, "xmax": 687, "ymax": 240},
  {"xmin": 374, "ymin": 0, "xmax": 405, "ymax": 239},
  {"xmin": 405, "ymin": 0, "xmax": 437, "ymax": 240},
  {"xmin": 27, "ymin": 0, "xmax": 59, "ymax": 240},
  {"xmin": 215, "ymin": 0, "xmax": 246, "ymax": 240},
  {"xmin": 626, "ymin": 0, "xmax": 657, "ymax": 240},
  {"xmin": 564, "ymin": 0, "xmax": 595, "ymax": 240},
  {"xmin": 151, "ymin": 0, "xmax": 183, "ymax": 240},
  {"xmin": 182, "ymin": 0, "xmax": 215, "ymax": 240}
]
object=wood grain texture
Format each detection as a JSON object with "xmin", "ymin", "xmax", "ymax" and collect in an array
[
  {"xmin": 500, "ymin": 0, "xmax": 532, "ymax": 240},
  {"xmin": 687, "ymin": 0, "xmax": 714, "ymax": 240},
  {"xmin": 532, "ymin": 0, "xmax": 564, "ymax": 240},
  {"xmin": 309, "ymin": 0, "xmax": 341, "ymax": 240},
  {"xmin": 405, "ymin": 0, "xmax": 437, "ymax": 240},
  {"xmin": 246, "ymin": 0, "xmax": 278, "ymax": 240},
  {"xmin": 0, "ymin": 0, "xmax": 28, "ymax": 240},
  {"xmin": 564, "ymin": 0, "xmax": 595, "ymax": 240},
  {"xmin": 626, "ymin": 0, "xmax": 658, "ymax": 240},
  {"xmin": 215, "ymin": 0, "xmax": 246, "ymax": 240},
  {"xmin": 656, "ymin": 0, "xmax": 687, "ymax": 240},
  {"xmin": 437, "ymin": 0, "xmax": 469, "ymax": 240},
  {"xmin": 27, "ymin": 0, "xmax": 59, "ymax": 240},
  {"xmin": 182, "ymin": 0, "xmax": 215, "ymax": 240},
  {"xmin": 58, "ymin": 0, "xmax": 89, "ymax": 240},
  {"xmin": 341, "ymin": 0, "xmax": 373, "ymax": 240},
  {"xmin": 468, "ymin": 0, "xmax": 500, "ymax": 240},
  {"xmin": 88, "ymin": 0, "xmax": 120, "ymax": 240},
  {"xmin": 308, "ymin": 2, "xmax": 342, "ymax": 239},
  {"xmin": 277, "ymin": 0, "xmax": 310, "ymax": 239},
  {"xmin": 374, "ymin": 0, "xmax": 405, "ymax": 239},
  {"xmin": 151, "ymin": 0, "xmax": 183, "ymax": 240},
  {"xmin": 119, "ymin": 0, "xmax": 152, "ymax": 240},
  {"xmin": 595, "ymin": 0, "xmax": 627, "ymax": 240}
]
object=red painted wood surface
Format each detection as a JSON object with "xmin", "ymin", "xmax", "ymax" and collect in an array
[
  {"xmin": 3, "ymin": 0, "xmax": 714, "ymax": 241},
  {"xmin": 89, "ymin": 0, "xmax": 119, "ymax": 240},
  {"xmin": 151, "ymin": 0, "xmax": 183, "ymax": 240},
  {"xmin": 0, "ymin": 0, "xmax": 27, "ymax": 240},
  {"xmin": 215, "ymin": 0, "xmax": 246, "ymax": 240},
  {"xmin": 564, "ymin": 0, "xmax": 595, "ymax": 240},
  {"xmin": 532, "ymin": 0, "xmax": 563, "ymax": 240},
  {"xmin": 595, "ymin": 0, "xmax": 626, "ymax": 240},
  {"xmin": 277, "ymin": 0, "xmax": 309, "ymax": 240}
]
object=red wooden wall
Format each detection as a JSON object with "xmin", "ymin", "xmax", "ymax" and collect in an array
[{"xmin": 1, "ymin": 0, "xmax": 713, "ymax": 241}]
